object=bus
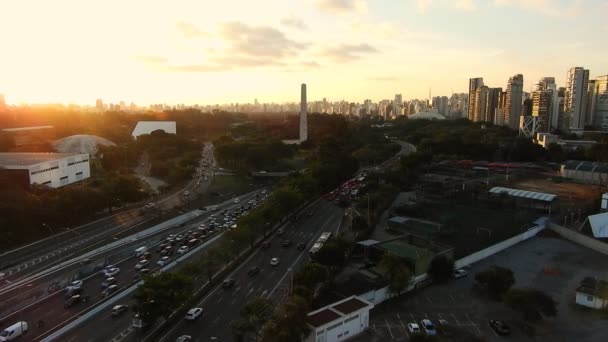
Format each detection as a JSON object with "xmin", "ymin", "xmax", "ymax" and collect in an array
[{"xmin": 309, "ymin": 232, "xmax": 332, "ymax": 256}]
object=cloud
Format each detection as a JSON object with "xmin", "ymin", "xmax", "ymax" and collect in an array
[
  {"xmin": 416, "ymin": 0, "xmax": 433, "ymax": 13},
  {"xmin": 138, "ymin": 22, "xmax": 308, "ymax": 72},
  {"xmin": 176, "ymin": 21, "xmax": 206, "ymax": 38},
  {"xmin": 281, "ymin": 15, "xmax": 308, "ymax": 30},
  {"xmin": 368, "ymin": 76, "xmax": 398, "ymax": 81},
  {"xmin": 219, "ymin": 22, "xmax": 307, "ymax": 59},
  {"xmin": 454, "ymin": 0, "xmax": 477, "ymax": 11},
  {"xmin": 494, "ymin": 0, "xmax": 582, "ymax": 17},
  {"xmin": 313, "ymin": 0, "xmax": 368, "ymax": 14},
  {"xmin": 321, "ymin": 43, "xmax": 378, "ymax": 62}
]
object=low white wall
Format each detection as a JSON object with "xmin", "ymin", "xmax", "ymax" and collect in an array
[
  {"xmin": 359, "ymin": 219, "xmax": 547, "ymax": 305},
  {"xmin": 549, "ymin": 223, "xmax": 608, "ymax": 255}
]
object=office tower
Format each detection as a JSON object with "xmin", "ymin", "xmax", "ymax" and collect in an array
[
  {"xmin": 485, "ymin": 88, "xmax": 502, "ymax": 124},
  {"xmin": 300, "ymin": 83, "xmax": 308, "ymax": 142},
  {"xmin": 565, "ymin": 67, "xmax": 590, "ymax": 130},
  {"xmin": 586, "ymin": 80, "xmax": 597, "ymax": 126},
  {"xmin": 394, "ymin": 94, "xmax": 403, "ymax": 116},
  {"xmin": 505, "ymin": 74, "xmax": 524, "ymax": 130},
  {"xmin": 593, "ymin": 75, "xmax": 608, "ymax": 131},
  {"xmin": 522, "ymin": 98, "xmax": 533, "ymax": 117},
  {"xmin": 495, "ymin": 91, "xmax": 508, "ymax": 126},
  {"xmin": 468, "ymin": 78, "xmax": 484, "ymax": 120}
]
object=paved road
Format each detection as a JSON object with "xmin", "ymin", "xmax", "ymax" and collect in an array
[
  {"xmin": 159, "ymin": 200, "xmax": 344, "ymax": 342},
  {"xmin": 0, "ymin": 144, "xmax": 215, "ymax": 283},
  {"xmin": 1, "ymin": 190, "xmax": 261, "ymax": 342}
]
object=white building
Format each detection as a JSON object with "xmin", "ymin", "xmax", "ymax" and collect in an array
[
  {"xmin": 602, "ymin": 193, "xmax": 608, "ymax": 211},
  {"xmin": 0, "ymin": 152, "xmax": 90, "ymax": 188},
  {"xmin": 131, "ymin": 121, "xmax": 177, "ymax": 139},
  {"xmin": 305, "ymin": 296, "xmax": 374, "ymax": 342},
  {"xmin": 576, "ymin": 277, "xmax": 608, "ymax": 310}
]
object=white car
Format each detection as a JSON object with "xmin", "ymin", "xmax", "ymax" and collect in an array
[
  {"xmin": 65, "ymin": 280, "xmax": 83, "ymax": 290},
  {"xmin": 407, "ymin": 323, "xmax": 421, "ymax": 334},
  {"xmin": 157, "ymin": 256, "xmax": 171, "ymax": 267},
  {"xmin": 185, "ymin": 307, "xmax": 203, "ymax": 320},
  {"xmin": 421, "ymin": 319, "xmax": 437, "ymax": 335},
  {"xmin": 176, "ymin": 336, "xmax": 192, "ymax": 342},
  {"xmin": 135, "ymin": 259, "xmax": 149, "ymax": 270},
  {"xmin": 270, "ymin": 258, "xmax": 280, "ymax": 266},
  {"xmin": 104, "ymin": 267, "xmax": 120, "ymax": 277},
  {"xmin": 453, "ymin": 269, "xmax": 468, "ymax": 279},
  {"xmin": 177, "ymin": 246, "xmax": 189, "ymax": 255}
]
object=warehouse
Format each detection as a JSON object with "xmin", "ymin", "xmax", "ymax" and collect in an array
[
  {"xmin": 0, "ymin": 152, "xmax": 90, "ymax": 188},
  {"xmin": 561, "ymin": 160, "xmax": 608, "ymax": 185}
]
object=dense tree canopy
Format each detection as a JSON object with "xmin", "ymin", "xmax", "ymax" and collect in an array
[
  {"xmin": 475, "ymin": 265, "xmax": 516, "ymax": 300},
  {"xmin": 505, "ymin": 288, "xmax": 557, "ymax": 321}
]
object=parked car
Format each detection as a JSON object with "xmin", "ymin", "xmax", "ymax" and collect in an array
[
  {"xmin": 185, "ymin": 308, "xmax": 203, "ymax": 320},
  {"xmin": 112, "ymin": 304, "xmax": 129, "ymax": 317},
  {"xmin": 222, "ymin": 278, "xmax": 236, "ymax": 288},
  {"xmin": 270, "ymin": 258, "xmax": 280, "ymax": 266},
  {"xmin": 247, "ymin": 267, "xmax": 260, "ymax": 276},
  {"xmin": 453, "ymin": 269, "xmax": 468, "ymax": 279},
  {"xmin": 407, "ymin": 323, "xmax": 421, "ymax": 334},
  {"xmin": 489, "ymin": 320, "xmax": 510, "ymax": 336},
  {"xmin": 437, "ymin": 319, "xmax": 453, "ymax": 336},
  {"xmin": 421, "ymin": 319, "xmax": 437, "ymax": 335}
]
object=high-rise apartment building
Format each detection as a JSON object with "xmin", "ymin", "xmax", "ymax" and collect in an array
[
  {"xmin": 532, "ymin": 89, "xmax": 554, "ymax": 132},
  {"xmin": 468, "ymin": 78, "xmax": 484, "ymax": 120},
  {"xmin": 484, "ymin": 88, "xmax": 502, "ymax": 124},
  {"xmin": 505, "ymin": 74, "xmax": 524, "ymax": 130},
  {"xmin": 565, "ymin": 67, "xmax": 590, "ymax": 130},
  {"xmin": 537, "ymin": 77, "xmax": 556, "ymax": 91},
  {"xmin": 593, "ymin": 75, "xmax": 608, "ymax": 131},
  {"xmin": 472, "ymin": 86, "xmax": 489, "ymax": 122},
  {"xmin": 300, "ymin": 83, "xmax": 307, "ymax": 142},
  {"xmin": 394, "ymin": 94, "xmax": 403, "ymax": 116},
  {"xmin": 586, "ymin": 80, "xmax": 597, "ymax": 126}
]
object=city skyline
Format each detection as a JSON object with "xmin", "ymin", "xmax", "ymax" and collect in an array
[{"xmin": 1, "ymin": 0, "xmax": 607, "ymax": 105}]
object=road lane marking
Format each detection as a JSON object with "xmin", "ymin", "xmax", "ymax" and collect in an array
[{"xmin": 385, "ymin": 319, "xmax": 393, "ymax": 338}]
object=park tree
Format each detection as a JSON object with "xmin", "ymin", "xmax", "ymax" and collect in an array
[
  {"xmin": 313, "ymin": 239, "xmax": 349, "ymax": 269},
  {"xmin": 133, "ymin": 272, "xmax": 193, "ymax": 326},
  {"xmin": 428, "ymin": 255, "xmax": 455, "ymax": 283},
  {"xmin": 380, "ymin": 253, "xmax": 412, "ymax": 296},
  {"xmin": 294, "ymin": 262, "xmax": 328, "ymax": 290},
  {"xmin": 233, "ymin": 296, "xmax": 275, "ymax": 342},
  {"xmin": 475, "ymin": 265, "xmax": 515, "ymax": 300},
  {"xmin": 261, "ymin": 295, "xmax": 310, "ymax": 342},
  {"xmin": 505, "ymin": 288, "xmax": 557, "ymax": 321}
]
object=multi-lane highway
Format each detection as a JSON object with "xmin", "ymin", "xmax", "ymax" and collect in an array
[
  {"xmin": 53, "ymin": 190, "xmax": 267, "ymax": 342},
  {"xmin": 159, "ymin": 200, "xmax": 344, "ymax": 342}
]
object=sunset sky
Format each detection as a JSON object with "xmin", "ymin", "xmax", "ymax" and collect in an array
[{"xmin": 1, "ymin": 0, "xmax": 606, "ymax": 105}]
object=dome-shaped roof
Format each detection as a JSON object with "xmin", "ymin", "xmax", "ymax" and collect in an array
[
  {"xmin": 408, "ymin": 111, "xmax": 446, "ymax": 120},
  {"xmin": 53, "ymin": 134, "xmax": 116, "ymax": 155}
]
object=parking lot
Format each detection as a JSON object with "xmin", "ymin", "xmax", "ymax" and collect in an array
[{"xmin": 354, "ymin": 235, "xmax": 608, "ymax": 341}]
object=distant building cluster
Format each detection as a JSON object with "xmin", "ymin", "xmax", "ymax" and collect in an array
[{"xmin": 468, "ymin": 67, "xmax": 608, "ymax": 135}]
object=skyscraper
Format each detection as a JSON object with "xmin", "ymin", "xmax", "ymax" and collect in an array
[
  {"xmin": 537, "ymin": 77, "xmax": 556, "ymax": 91},
  {"xmin": 300, "ymin": 83, "xmax": 308, "ymax": 142},
  {"xmin": 593, "ymin": 75, "xmax": 608, "ymax": 131},
  {"xmin": 468, "ymin": 77, "xmax": 484, "ymax": 120},
  {"xmin": 586, "ymin": 80, "xmax": 597, "ymax": 126},
  {"xmin": 394, "ymin": 94, "xmax": 403, "ymax": 116},
  {"xmin": 565, "ymin": 67, "xmax": 590, "ymax": 130},
  {"xmin": 472, "ymin": 86, "xmax": 489, "ymax": 122},
  {"xmin": 505, "ymin": 74, "xmax": 524, "ymax": 130},
  {"xmin": 485, "ymin": 88, "xmax": 502, "ymax": 124},
  {"xmin": 532, "ymin": 89, "xmax": 554, "ymax": 132}
]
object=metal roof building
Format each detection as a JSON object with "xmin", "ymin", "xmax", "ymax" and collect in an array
[
  {"xmin": 561, "ymin": 160, "xmax": 608, "ymax": 185},
  {"xmin": 131, "ymin": 121, "xmax": 176, "ymax": 139},
  {"xmin": 489, "ymin": 187, "xmax": 557, "ymax": 202}
]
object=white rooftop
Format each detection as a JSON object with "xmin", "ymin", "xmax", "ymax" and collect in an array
[
  {"xmin": 489, "ymin": 186, "xmax": 557, "ymax": 202},
  {"xmin": 131, "ymin": 121, "xmax": 176, "ymax": 139},
  {"xmin": 589, "ymin": 212, "xmax": 608, "ymax": 238}
]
